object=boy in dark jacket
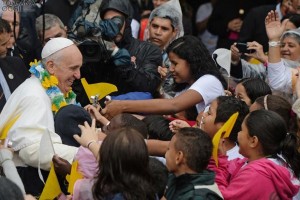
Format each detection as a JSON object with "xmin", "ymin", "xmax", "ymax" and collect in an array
[{"xmin": 165, "ymin": 127, "xmax": 223, "ymax": 200}]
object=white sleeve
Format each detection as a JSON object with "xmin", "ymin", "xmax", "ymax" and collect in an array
[
  {"xmin": 189, "ymin": 75, "xmax": 224, "ymax": 107},
  {"xmin": 19, "ymin": 143, "xmax": 78, "ymax": 171},
  {"xmin": 267, "ymin": 60, "xmax": 292, "ymax": 92}
]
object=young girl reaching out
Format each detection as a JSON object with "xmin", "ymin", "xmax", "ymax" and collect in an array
[{"xmin": 101, "ymin": 35, "xmax": 227, "ymax": 119}]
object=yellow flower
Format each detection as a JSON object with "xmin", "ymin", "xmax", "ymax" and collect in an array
[
  {"xmin": 29, "ymin": 59, "xmax": 40, "ymax": 67},
  {"xmin": 52, "ymin": 104, "xmax": 58, "ymax": 112},
  {"xmin": 49, "ymin": 76, "xmax": 58, "ymax": 86},
  {"xmin": 60, "ymin": 101, "xmax": 67, "ymax": 108},
  {"xmin": 42, "ymin": 77, "xmax": 51, "ymax": 88}
]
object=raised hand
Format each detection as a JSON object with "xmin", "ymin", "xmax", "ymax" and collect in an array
[
  {"xmin": 73, "ymin": 119, "xmax": 98, "ymax": 148},
  {"xmin": 265, "ymin": 10, "xmax": 288, "ymax": 41}
]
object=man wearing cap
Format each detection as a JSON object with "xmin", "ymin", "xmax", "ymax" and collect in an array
[{"xmin": 0, "ymin": 37, "xmax": 82, "ymax": 195}]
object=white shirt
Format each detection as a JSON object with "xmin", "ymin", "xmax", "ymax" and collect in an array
[
  {"xmin": 189, "ymin": 75, "xmax": 225, "ymax": 112},
  {"xmin": 226, "ymin": 144, "xmax": 244, "ymax": 161},
  {"xmin": 175, "ymin": 75, "xmax": 224, "ymax": 113}
]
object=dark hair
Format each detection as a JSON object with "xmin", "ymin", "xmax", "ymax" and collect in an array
[
  {"xmin": 142, "ymin": 115, "xmax": 173, "ymax": 141},
  {"xmin": 166, "ymin": 35, "xmax": 227, "ymax": 92},
  {"xmin": 93, "ymin": 127, "xmax": 156, "ymax": 200},
  {"xmin": 245, "ymin": 110, "xmax": 300, "ymax": 178},
  {"xmin": 282, "ymin": 13, "xmax": 300, "ymax": 28},
  {"xmin": 175, "ymin": 127, "xmax": 212, "ymax": 172},
  {"xmin": 238, "ymin": 78, "xmax": 272, "ymax": 104},
  {"xmin": 148, "ymin": 157, "xmax": 168, "ymax": 199},
  {"xmin": 0, "ymin": 177, "xmax": 24, "ymax": 200},
  {"xmin": 215, "ymin": 96, "xmax": 249, "ymax": 142},
  {"xmin": 254, "ymin": 95, "xmax": 292, "ymax": 128},
  {"xmin": 106, "ymin": 113, "xmax": 148, "ymax": 138},
  {"xmin": 0, "ymin": 18, "xmax": 11, "ymax": 34}
]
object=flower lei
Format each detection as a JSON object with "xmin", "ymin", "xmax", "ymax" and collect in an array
[{"xmin": 29, "ymin": 59, "xmax": 77, "ymax": 114}]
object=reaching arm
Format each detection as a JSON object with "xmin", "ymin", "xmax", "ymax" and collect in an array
[
  {"xmin": 74, "ymin": 120, "xmax": 101, "ymax": 160},
  {"xmin": 147, "ymin": 140, "xmax": 169, "ymax": 156},
  {"xmin": 102, "ymin": 89, "xmax": 203, "ymax": 120}
]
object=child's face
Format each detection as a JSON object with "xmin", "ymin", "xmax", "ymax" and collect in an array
[
  {"xmin": 165, "ymin": 135, "xmax": 179, "ymax": 174},
  {"xmin": 200, "ymin": 100, "xmax": 220, "ymax": 138},
  {"xmin": 169, "ymin": 52, "xmax": 193, "ymax": 85},
  {"xmin": 237, "ymin": 120, "xmax": 252, "ymax": 158},
  {"xmin": 235, "ymin": 83, "xmax": 252, "ymax": 106}
]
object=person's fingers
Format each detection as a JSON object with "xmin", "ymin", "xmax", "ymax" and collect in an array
[
  {"xmin": 84, "ymin": 121, "xmax": 90, "ymax": 128},
  {"xmin": 73, "ymin": 134, "xmax": 80, "ymax": 142}
]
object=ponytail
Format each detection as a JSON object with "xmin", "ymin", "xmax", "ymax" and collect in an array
[{"xmin": 280, "ymin": 133, "xmax": 300, "ymax": 178}]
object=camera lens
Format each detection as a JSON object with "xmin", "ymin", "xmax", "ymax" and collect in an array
[{"xmin": 78, "ymin": 41, "xmax": 104, "ymax": 63}]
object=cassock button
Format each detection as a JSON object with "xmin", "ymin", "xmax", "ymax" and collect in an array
[{"xmin": 8, "ymin": 74, "xmax": 14, "ymax": 79}]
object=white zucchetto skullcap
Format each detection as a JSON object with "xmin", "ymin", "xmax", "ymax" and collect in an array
[{"xmin": 42, "ymin": 37, "xmax": 74, "ymax": 59}]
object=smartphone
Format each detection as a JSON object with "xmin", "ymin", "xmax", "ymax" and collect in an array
[{"xmin": 236, "ymin": 43, "xmax": 255, "ymax": 54}]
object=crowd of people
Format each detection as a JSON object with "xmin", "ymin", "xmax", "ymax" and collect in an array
[{"xmin": 0, "ymin": 0, "xmax": 300, "ymax": 199}]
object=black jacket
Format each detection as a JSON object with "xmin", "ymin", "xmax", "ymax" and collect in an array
[
  {"xmin": 0, "ymin": 56, "xmax": 29, "ymax": 93},
  {"xmin": 207, "ymin": 0, "xmax": 277, "ymax": 49},
  {"xmin": 74, "ymin": 0, "xmax": 162, "ymax": 106},
  {"xmin": 238, "ymin": 4, "xmax": 276, "ymax": 52}
]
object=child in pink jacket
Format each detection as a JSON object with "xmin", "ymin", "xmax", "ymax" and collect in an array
[{"xmin": 209, "ymin": 110, "xmax": 300, "ymax": 200}]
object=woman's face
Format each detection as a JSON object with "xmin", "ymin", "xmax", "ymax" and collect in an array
[
  {"xmin": 235, "ymin": 83, "xmax": 252, "ymax": 106},
  {"xmin": 169, "ymin": 52, "xmax": 193, "ymax": 84},
  {"xmin": 281, "ymin": 37, "xmax": 300, "ymax": 61}
]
